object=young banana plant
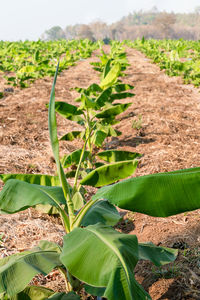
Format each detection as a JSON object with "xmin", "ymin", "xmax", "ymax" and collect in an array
[{"xmin": 0, "ymin": 59, "xmax": 200, "ymax": 300}]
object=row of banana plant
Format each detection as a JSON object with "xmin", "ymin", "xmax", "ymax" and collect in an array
[
  {"xmin": 0, "ymin": 39, "xmax": 100, "ymax": 88},
  {"xmin": 125, "ymin": 38, "xmax": 200, "ymax": 87},
  {"xmin": 0, "ymin": 45, "xmax": 200, "ymax": 299}
]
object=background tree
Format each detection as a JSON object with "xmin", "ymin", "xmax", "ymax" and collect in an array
[
  {"xmin": 89, "ymin": 21, "xmax": 109, "ymax": 40},
  {"xmin": 154, "ymin": 13, "xmax": 176, "ymax": 38},
  {"xmin": 44, "ymin": 26, "xmax": 65, "ymax": 40},
  {"xmin": 78, "ymin": 25, "xmax": 95, "ymax": 40}
]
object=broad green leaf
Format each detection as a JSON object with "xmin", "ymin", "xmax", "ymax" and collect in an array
[
  {"xmin": 0, "ymin": 179, "xmax": 66, "ymax": 214},
  {"xmin": 72, "ymin": 192, "xmax": 84, "ymax": 211},
  {"xmin": 113, "ymin": 83, "xmax": 134, "ymax": 93},
  {"xmin": 92, "ymin": 167, "xmax": 200, "ymax": 217},
  {"xmin": 96, "ymin": 124, "xmax": 121, "ymax": 137},
  {"xmin": 86, "ymin": 83, "xmax": 102, "ymax": 93},
  {"xmin": 100, "ymin": 63, "xmax": 121, "ymax": 90},
  {"xmin": 98, "ymin": 150, "xmax": 141, "ymax": 163},
  {"xmin": 65, "ymin": 170, "xmax": 76, "ymax": 178},
  {"xmin": 107, "ymin": 127, "xmax": 121, "ymax": 137},
  {"xmin": 60, "ymin": 131, "xmax": 83, "ymax": 141},
  {"xmin": 95, "ymin": 103, "xmax": 131, "ymax": 119},
  {"xmin": 9, "ymin": 286, "xmax": 54, "ymax": 300},
  {"xmin": 79, "ymin": 94, "xmax": 98, "ymax": 110},
  {"xmin": 109, "ymin": 92, "xmax": 135, "ymax": 101},
  {"xmin": 96, "ymin": 87, "xmax": 112, "ymax": 107},
  {"xmin": 48, "ymin": 292, "xmax": 80, "ymax": 299},
  {"xmin": 62, "ymin": 149, "xmax": 90, "ymax": 168},
  {"xmin": 81, "ymin": 200, "xmax": 121, "ymax": 226},
  {"xmin": 34, "ymin": 49, "xmax": 40, "ymax": 62},
  {"xmin": 35, "ymin": 204, "xmax": 59, "ymax": 215},
  {"xmin": 91, "ymin": 130, "xmax": 107, "ymax": 147},
  {"xmin": 80, "ymin": 160, "xmax": 138, "ymax": 187},
  {"xmin": 61, "ymin": 223, "xmax": 150, "ymax": 300},
  {"xmin": 54, "ymin": 101, "xmax": 84, "ymax": 123},
  {"xmin": 138, "ymin": 243, "xmax": 178, "ymax": 267},
  {"xmin": 0, "ymin": 244, "xmax": 62, "ymax": 296},
  {"xmin": 18, "ymin": 65, "xmax": 36, "ymax": 73},
  {"xmin": 0, "ymin": 174, "xmax": 60, "ymax": 186},
  {"xmin": 103, "ymin": 59, "xmax": 112, "ymax": 78},
  {"xmin": 84, "ymin": 284, "xmax": 105, "ymax": 297}
]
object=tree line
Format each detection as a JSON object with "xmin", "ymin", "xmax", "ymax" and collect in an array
[{"xmin": 42, "ymin": 7, "xmax": 200, "ymax": 41}]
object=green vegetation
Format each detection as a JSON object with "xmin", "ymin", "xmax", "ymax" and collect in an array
[
  {"xmin": 53, "ymin": 43, "xmax": 140, "ymax": 190},
  {"xmin": 0, "ymin": 39, "xmax": 99, "ymax": 88},
  {"xmin": 0, "ymin": 40, "xmax": 200, "ymax": 299},
  {"xmin": 125, "ymin": 39, "xmax": 200, "ymax": 87}
]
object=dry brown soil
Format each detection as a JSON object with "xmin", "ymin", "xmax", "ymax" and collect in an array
[{"xmin": 0, "ymin": 47, "xmax": 200, "ymax": 299}]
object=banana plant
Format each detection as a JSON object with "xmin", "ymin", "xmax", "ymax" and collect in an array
[
  {"xmin": 1, "ymin": 64, "xmax": 200, "ymax": 299},
  {"xmin": 1, "ymin": 39, "xmax": 99, "ymax": 88},
  {"xmin": 54, "ymin": 49, "xmax": 139, "ymax": 193},
  {"xmin": 91, "ymin": 41, "xmax": 129, "ymax": 76},
  {"xmin": 0, "ymin": 50, "xmax": 140, "ymax": 215}
]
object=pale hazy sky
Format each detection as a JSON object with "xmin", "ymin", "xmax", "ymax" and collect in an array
[{"xmin": 0, "ymin": 0, "xmax": 199, "ymax": 40}]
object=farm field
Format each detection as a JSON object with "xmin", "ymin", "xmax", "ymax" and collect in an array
[
  {"xmin": 126, "ymin": 39, "xmax": 200, "ymax": 87},
  {"xmin": 0, "ymin": 41, "xmax": 200, "ymax": 299}
]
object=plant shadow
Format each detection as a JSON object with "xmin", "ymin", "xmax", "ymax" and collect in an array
[{"xmin": 105, "ymin": 135, "xmax": 155, "ymax": 149}]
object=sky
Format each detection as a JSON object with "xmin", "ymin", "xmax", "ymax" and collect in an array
[{"xmin": 0, "ymin": 0, "xmax": 199, "ymax": 41}]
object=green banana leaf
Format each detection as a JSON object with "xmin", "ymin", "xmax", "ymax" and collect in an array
[
  {"xmin": 81, "ymin": 200, "xmax": 121, "ymax": 226},
  {"xmin": 8, "ymin": 288, "xmax": 80, "ymax": 300},
  {"xmin": 95, "ymin": 103, "xmax": 131, "ymax": 119},
  {"xmin": 0, "ymin": 241, "xmax": 62, "ymax": 296},
  {"xmin": 92, "ymin": 167, "xmax": 200, "ymax": 217},
  {"xmin": 113, "ymin": 83, "xmax": 134, "ymax": 93},
  {"xmin": 62, "ymin": 149, "xmax": 90, "ymax": 168},
  {"xmin": 102, "ymin": 58, "xmax": 112, "ymax": 78},
  {"xmin": 84, "ymin": 285, "xmax": 105, "ymax": 297},
  {"xmin": 138, "ymin": 243, "xmax": 178, "ymax": 267},
  {"xmin": 60, "ymin": 223, "xmax": 150, "ymax": 300},
  {"xmin": 60, "ymin": 131, "xmax": 83, "ymax": 141},
  {"xmin": 109, "ymin": 92, "xmax": 135, "ymax": 101},
  {"xmin": 91, "ymin": 130, "xmax": 107, "ymax": 147},
  {"xmin": 0, "ymin": 174, "xmax": 63, "ymax": 214},
  {"xmin": 48, "ymin": 292, "xmax": 80, "ymax": 300},
  {"xmin": 0, "ymin": 174, "xmax": 60, "ymax": 186},
  {"xmin": 97, "ymin": 150, "xmax": 141, "ymax": 163},
  {"xmin": 100, "ymin": 63, "xmax": 121, "ymax": 90},
  {"xmin": 4, "ymin": 286, "xmax": 54, "ymax": 300},
  {"xmin": 72, "ymin": 191, "xmax": 84, "ymax": 211},
  {"xmin": 106, "ymin": 126, "xmax": 122, "ymax": 137},
  {"xmin": 80, "ymin": 94, "xmax": 97, "ymax": 109},
  {"xmin": 54, "ymin": 101, "xmax": 84, "ymax": 124},
  {"xmin": 0, "ymin": 180, "xmax": 66, "ymax": 214},
  {"xmin": 80, "ymin": 160, "xmax": 138, "ymax": 187},
  {"xmin": 96, "ymin": 87, "xmax": 112, "ymax": 107}
]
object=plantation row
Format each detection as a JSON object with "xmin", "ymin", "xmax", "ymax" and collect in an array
[
  {"xmin": 125, "ymin": 39, "xmax": 200, "ymax": 86},
  {"xmin": 0, "ymin": 41, "xmax": 200, "ymax": 299},
  {"xmin": 0, "ymin": 39, "xmax": 99, "ymax": 89}
]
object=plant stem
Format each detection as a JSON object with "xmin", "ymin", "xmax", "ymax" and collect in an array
[
  {"xmin": 58, "ymin": 267, "xmax": 72, "ymax": 292},
  {"xmin": 72, "ymin": 199, "xmax": 99, "ymax": 229},
  {"xmin": 73, "ymin": 138, "xmax": 88, "ymax": 190}
]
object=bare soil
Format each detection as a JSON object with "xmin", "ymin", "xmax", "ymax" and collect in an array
[{"xmin": 0, "ymin": 47, "xmax": 200, "ymax": 299}]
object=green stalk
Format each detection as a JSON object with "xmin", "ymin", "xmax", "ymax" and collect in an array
[
  {"xmin": 86, "ymin": 109, "xmax": 93, "ymax": 168},
  {"xmin": 58, "ymin": 267, "xmax": 72, "ymax": 292},
  {"xmin": 49, "ymin": 63, "xmax": 75, "ymax": 229},
  {"xmin": 73, "ymin": 138, "xmax": 88, "ymax": 191},
  {"xmin": 72, "ymin": 199, "xmax": 99, "ymax": 229}
]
